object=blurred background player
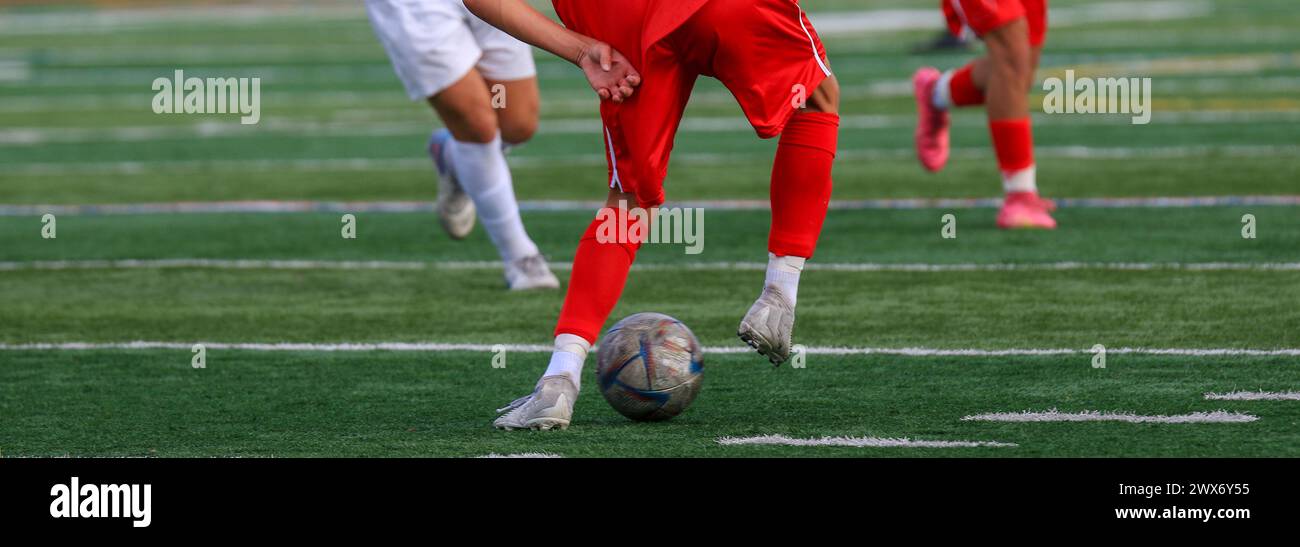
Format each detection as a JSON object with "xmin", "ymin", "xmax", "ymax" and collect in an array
[
  {"xmin": 364, "ymin": 0, "xmax": 559, "ymax": 289},
  {"xmin": 464, "ymin": 0, "xmax": 840, "ymax": 430},
  {"xmin": 913, "ymin": 0, "xmax": 1057, "ymax": 229},
  {"xmin": 911, "ymin": 27, "xmax": 973, "ymax": 54}
]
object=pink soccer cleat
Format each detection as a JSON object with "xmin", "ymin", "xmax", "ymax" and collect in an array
[
  {"xmin": 997, "ymin": 192, "xmax": 1058, "ymax": 230},
  {"xmin": 912, "ymin": 67, "xmax": 950, "ymax": 172}
]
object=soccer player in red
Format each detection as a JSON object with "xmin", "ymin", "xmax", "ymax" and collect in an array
[
  {"xmin": 464, "ymin": 0, "xmax": 841, "ymax": 430},
  {"xmin": 914, "ymin": 0, "xmax": 1057, "ymax": 229}
]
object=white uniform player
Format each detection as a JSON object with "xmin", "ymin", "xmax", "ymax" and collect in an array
[{"xmin": 365, "ymin": 0, "xmax": 559, "ymax": 290}]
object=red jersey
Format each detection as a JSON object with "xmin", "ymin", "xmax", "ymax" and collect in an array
[
  {"xmin": 944, "ymin": 0, "xmax": 1048, "ymax": 47},
  {"xmin": 553, "ymin": 0, "xmax": 710, "ymax": 58},
  {"xmin": 552, "ymin": 0, "xmax": 831, "ymax": 208}
]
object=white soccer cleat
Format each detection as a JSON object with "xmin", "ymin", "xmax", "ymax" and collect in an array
[
  {"xmin": 505, "ymin": 254, "xmax": 560, "ymax": 291},
  {"xmin": 737, "ymin": 284, "xmax": 796, "ymax": 366},
  {"xmin": 493, "ymin": 375, "xmax": 578, "ymax": 431},
  {"xmin": 429, "ymin": 129, "xmax": 476, "ymax": 240}
]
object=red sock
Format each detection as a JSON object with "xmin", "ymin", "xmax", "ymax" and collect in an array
[
  {"xmin": 553, "ymin": 214, "xmax": 642, "ymax": 344},
  {"xmin": 950, "ymin": 63, "xmax": 985, "ymax": 107},
  {"xmin": 769, "ymin": 112, "xmax": 838, "ymax": 258},
  {"xmin": 988, "ymin": 117, "xmax": 1035, "ymax": 174}
]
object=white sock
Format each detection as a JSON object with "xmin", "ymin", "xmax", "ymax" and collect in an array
[
  {"xmin": 1002, "ymin": 165, "xmax": 1038, "ymax": 194},
  {"xmin": 932, "ymin": 69, "xmax": 955, "ymax": 111},
  {"xmin": 542, "ymin": 333, "xmax": 590, "ymax": 390},
  {"xmin": 445, "ymin": 133, "xmax": 540, "ymax": 262},
  {"xmin": 765, "ymin": 253, "xmax": 805, "ymax": 306}
]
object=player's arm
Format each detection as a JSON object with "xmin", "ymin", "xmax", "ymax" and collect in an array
[{"xmin": 462, "ymin": 0, "xmax": 640, "ymax": 102}]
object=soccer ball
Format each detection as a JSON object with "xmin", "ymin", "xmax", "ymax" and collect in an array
[{"xmin": 595, "ymin": 312, "xmax": 704, "ymax": 421}]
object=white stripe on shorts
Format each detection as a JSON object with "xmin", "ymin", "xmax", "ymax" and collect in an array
[
  {"xmin": 603, "ymin": 125, "xmax": 623, "ymax": 192},
  {"xmin": 796, "ymin": 5, "xmax": 832, "ymax": 77}
]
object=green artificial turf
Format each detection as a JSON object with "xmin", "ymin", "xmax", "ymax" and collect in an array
[
  {"xmin": 1, "ymin": 0, "xmax": 1298, "ymax": 457},
  {"xmin": 3, "ymin": 351, "xmax": 1298, "ymax": 457}
]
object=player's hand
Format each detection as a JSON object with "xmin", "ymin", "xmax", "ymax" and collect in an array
[{"xmin": 576, "ymin": 41, "xmax": 641, "ymax": 103}]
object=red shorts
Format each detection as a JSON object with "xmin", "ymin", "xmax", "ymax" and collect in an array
[
  {"xmin": 943, "ymin": 0, "xmax": 1048, "ymax": 47},
  {"xmin": 554, "ymin": 0, "xmax": 831, "ymax": 208}
]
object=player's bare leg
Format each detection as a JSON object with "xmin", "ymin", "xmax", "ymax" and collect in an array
[
  {"xmin": 494, "ymin": 188, "xmax": 640, "ymax": 430},
  {"xmin": 804, "ymin": 75, "xmax": 841, "ymax": 115},
  {"xmin": 427, "ymin": 70, "xmax": 488, "ymax": 240},
  {"xmin": 980, "ymin": 22, "xmax": 1055, "ymax": 229},
  {"xmin": 430, "ymin": 70, "xmax": 558, "ymax": 289},
  {"xmin": 974, "ymin": 21, "xmax": 1033, "ymax": 119},
  {"xmin": 485, "ymin": 77, "xmax": 540, "ymax": 148},
  {"xmin": 916, "ymin": 18, "xmax": 1055, "ymax": 228},
  {"xmin": 739, "ymin": 77, "xmax": 840, "ymax": 366}
]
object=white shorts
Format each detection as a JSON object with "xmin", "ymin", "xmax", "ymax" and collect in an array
[{"xmin": 365, "ymin": 0, "xmax": 537, "ymax": 101}]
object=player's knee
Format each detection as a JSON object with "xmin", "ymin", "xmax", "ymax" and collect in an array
[
  {"xmin": 1011, "ymin": 56, "xmax": 1034, "ymax": 91},
  {"xmin": 990, "ymin": 49, "xmax": 1032, "ymax": 90},
  {"xmin": 499, "ymin": 117, "xmax": 538, "ymax": 145},
  {"xmin": 986, "ymin": 27, "xmax": 1033, "ymax": 89},
  {"xmin": 444, "ymin": 109, "xmax": 500, "ymax": 144},
  {"xmin": 1027, "ymin": 47, "xmax": 1044, "ymax": 91}
]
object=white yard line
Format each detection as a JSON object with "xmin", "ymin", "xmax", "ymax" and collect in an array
[
  {"xmin": 5, "ymin": 195, "xmax": 1300, "ymax": 216},
  {"xmin": 3, "ymin": 195, "xmax": 1299, "ymax": 216},
  {"xmin": 29, "ymin": 26, "xmax": 1295, "ymax": 69},
  {"xmin": 715, "ymin": 435, "xmax": 1017, "ymax": 448},
  {"xmin": 0, "ymin": 341, "xmax": 1297, "ymax": 357},
  {"xmin": 0, "ymin": 259, "xmax": 436, "ymax": 272},
  {"xmin": 476, "ymin": 453, "xmax": 563, "ymax": 459},
  {"xmin": 0, "ymin": 44, "xmax": 385, "ymax": 65},
  {"xmin": 1204, "ymin": 391, "xmax": 1300, "ymax": 401},
  {"xmin": 811, "ymin": 1, "xmax": 1211, "ymax": 36},
  {"xmin": 1046, "ymin": 28, "xmax": 1299, "ymax": 49},
  {"xmin": 2, "ymin": 259, "xmax": 1299, "ymax": 274},
  {"xmin": 7, "ymin": 145, "xmax": 1298, "ymax": 177},
  {"xmin": 7, "ymin": 70, "xmax": 1300, "ymax": 109},
  {"xmin": 962, "ymin": 409, "xmax": 1258, "ymax": 424},
  {"xmin": 0, "ymin": 4, "xmax": 366, "ymax": 35},
  {"xmin": 0, "ymin": 341, "xmax": 553, "ymax": 353},
  {"xmin": 0, "ymin": 60, "xmax": 28, "ymax": 83},
  {"xmin": 1046, "ymin": 52, "xmax": 1298, "ymax": 80},
  {"xmin": 0, "ymin": 2, "xmax": 1209, "ymax": 35},
  {"xmin": 6, "ymin": 110, "xmax": 1300, "ymax": 145}
]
